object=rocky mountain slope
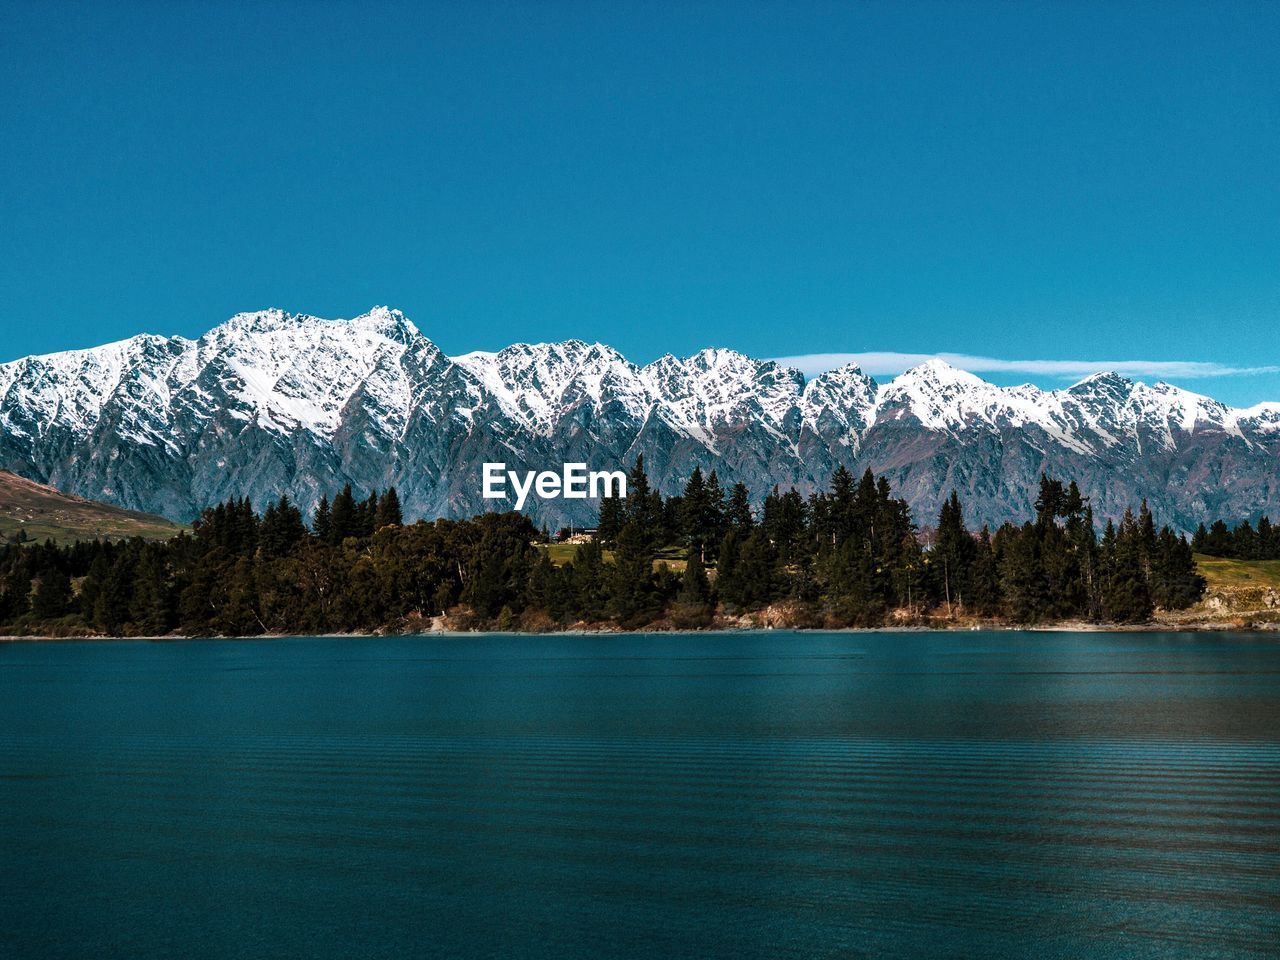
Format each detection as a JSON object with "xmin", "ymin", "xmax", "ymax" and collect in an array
[{"xmin": 2, "ymin": 307, "xmax": 1277, "ymax": 531}]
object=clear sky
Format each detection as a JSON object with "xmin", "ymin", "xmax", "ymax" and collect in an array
[{"xmin": 2, "ymin": 1, "xmax": 1278, "ymax": 404}]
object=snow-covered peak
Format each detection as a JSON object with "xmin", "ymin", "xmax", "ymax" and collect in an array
[
  {"xmin": 1068, "ymin": 371, "xmax": 1134, "ymax": 400},
  {"xmin": 3, "ymin": 309, "xmax": 1279, "ymax": 475},
  {"xmin": 877, "ymin": 359, "xmax": 1005, "ymax": 431},
  {"xmin": 215, "ymin": 308, "xmax": 317, "ymax": 336},
  {"xmin": 1121, "ymin": 380, "xmax": 1240, "ymax": 445},
  {"xmin": 0, "ymin": 333, "xmax": 188, "ymax": 440},
  {"xmin": 799, "ymin": 363, "xmax": 879, "ymax": 443},
  {"xmin": 208, "ymin": 306, "xmax": 422, "ymax": 346},
  {"xmin": 905, "ymin": 357, "xmax": 987, "ymax": 385},
  {"xmin": 451, "ymin": 339, "xmax": 647, "ymax": 433},
  {"xmin": 1238, "ymin": 402, "xmax": 1280, "ymax": 434},
  {"xmin": 349, "ymin": 306, "xmax": 420, "ymax": 343},
  {"xmin": 184, "ymin": 307, "xmax": 443, "ymax": 436},
  {"xmin": 642, "ymin": 348, "xmax": 805, "ymax": 443}
]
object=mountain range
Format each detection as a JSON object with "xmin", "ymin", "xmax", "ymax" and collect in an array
[{"xmin": 2, "ymin": 306, "xmax": 1277, "ymax": 532}]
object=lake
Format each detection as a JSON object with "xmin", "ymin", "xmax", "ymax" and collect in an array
[{"xmin": 1, "ymin": 631, "xmax": 1278, "ymax": 959}]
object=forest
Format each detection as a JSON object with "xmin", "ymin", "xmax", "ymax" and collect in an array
[
  {"xmin": 1190, "ymin": 516, "xmax": 1280, "ymax": 561},
  {"xmin": 0, "ymin": 459, "xmax": 1205, "ymax": 636}
]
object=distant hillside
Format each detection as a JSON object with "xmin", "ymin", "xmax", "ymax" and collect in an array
[{"xmin": 0, "ymin": 471, "xmax": 182, "ymax": 545}]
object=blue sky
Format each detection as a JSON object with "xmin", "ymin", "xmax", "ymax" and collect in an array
[{"xmin": 2, "ymin": 1, "xmax": 1278, "ymax": 404}]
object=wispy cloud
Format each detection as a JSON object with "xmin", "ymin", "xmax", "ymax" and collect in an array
[{"xmin": 770, "ymin": 351, "xmax": 1280, "ymax": 381}]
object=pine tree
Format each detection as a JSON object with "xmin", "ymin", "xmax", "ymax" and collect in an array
[
  {"xmin": 680, "ymin": 467, "xmax": 711, "ymax": 559},
  {"xmin": 261, "ymin": 495, "xmax": 307, "ymax": 558},
  {"xmin": 1106, "ymin": 509, "xmax": 1153, "ymax": 623},
  {"xmin": 130, "ymin": 547, "xmax": 173, "ymax": 634},
  {"xmin": 570, "ymin": 539, "xmax": 609, "ymax": 621},
  {"xmin": 934, "ymin": 491, "xmax": 973, "ymax": 614},
  {"xmin": 609, "ymin": 521, "xmax": 659, "ymax": 626},
  {"xmin": 1150, "ymin": 528, "xmax": 1206, "ymax": 610},
  {"xmin": 596, "ymin": 495, "xmax": 624, "ymax": 546},
  {"xmin": 679, "ymin": 548, "xmax": 710, "ymax": 605},
  {"xmin": 312, "ymin": 495, "xmax": 332, "ymax": 543},
  {"xmin": 375, "ymin": 487, "xmax": 403, "ymax": 529},
  {"xmin": 968, "ymin": 526, "xmax": 1001, "ymax": 615},
  {"xmin": 330, "ymin": 484, "xmax": 357, "ymax": 543},
  {"xmin": 999, "ymin": 523, "xmax": 1047, "ymax": 623},
  {"xmin": 1138, "ymin": 499, "xmax": 1157, "ymax": 567},
  {"xmin": 31, "ymin": 567, "xmax": 72, "ymax": 620},
  {"xmin": 726, "ymin": 482, "xmax": 754, "ymax": 533},
  {"xmin": 715, "ymin": 529, "xmax": 743, "ymax": 607},
  {"xmin": 216, "ymin": 557, "xmax": 262, "ymax": 635},
  {"xmin": 705, "ymin": 471, "xmax": 726, "ymax": 539},
  {"xmin": 734, "ymin": 528, "xmax": 780, "ymax": 608},
  {"xmin": 1257, "ymin": 515, "xmax": 1275, "ymax": 559},
  {"xmin": 93, "ymin": 556, "xmax": 135, "ymax": 633}
]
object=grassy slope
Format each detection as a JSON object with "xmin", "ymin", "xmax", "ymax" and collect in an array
[
  {"xmin": 1194, "ymin": 554, "xmax": 1280, "ymax": 590},
  {"xmin": 536, "ymin": 541, "xmax": 688, "ymax": 572},
  {"xmin": 0, "ymin": 470, "xmax": 183, "ymax": 545}
]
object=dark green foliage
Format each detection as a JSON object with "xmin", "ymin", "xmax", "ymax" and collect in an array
[
  {"xmin": 934, "ymin": 490, "xmax": 973, "ymax": 612},
  {"xmin": 1193, "ymin": 513, "xmax": 1280, "ymax": 560},
  {"xmin": 725, "ymin": 482, "xmax": 754, "ymax": 533},
  {"xmin": 679, "ymin": 549, "xmax": 710, "ymax": 605},
  {"xmin": 608, "ymin": 521, "xmax": 661, "ymax": 626},
  {"xmin": 596, "ymin": 494, "xmax": 624, "ymax": 545},
  {"xmin": 31, "ymin": 567, "xmax": 72, "ymax": 620},
  {"xmin": 1104, "ymin": 509, "xmax": 1154, "ymax": 622},
  {"xmin": 375, "ymin": 488, "xmax": 403, "ymax": 530},
  {"xmin": 1149, "ymin": 527, "xmax": 1206, "ymax": 611},
  {"xmin": 0, "ymin": 471, "xmax": 1209, "ymax": 636},
  {"xmin": 329, "ymin": 484, "xmax": 358, "ymax": 544}
]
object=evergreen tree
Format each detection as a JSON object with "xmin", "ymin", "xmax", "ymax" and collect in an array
[
  {"xmin": 679, "ymin": 549, "xmax": 710, "ymax": 605},
  {"xmin": 31, "ymin": 567, "xmax": 72, "ymax": 620},
  {"xmin": 375, "ymin": 487, "xmax": 403, "ymax": 529},
  {"xmin": 130, "ymin": 546, "xmax": 173, "ymax": 634},
  {"xmin": 968, "ymin": 527, "xmax": 1001, "ymax": 615},
  {"xmin": 312, "ymin": 495, "xmax": 332, "ymax": 542},
  {"xmin": 1258, "ymin": 515, "xmax": 1275, "ymax": 559},
  {"xmin": 715, "ymin": 529, "xmax": 743, "ymax": 607},
  {"xmin": 1106, "ymin": 509, "xmax": 1154, "ymax": 622},
  {"xmin": 999, "ymin": 523, "xmax": 1047, "ymax": 623},
  {"xmin": 609, "ymin": 521, "xmax": 659, "ymax": 626},
  {"xmin": 733, "ymin": 528, "xmax": 780, "ymax": 608},
  {"xmin": 596, "ymin": 495, "xmax": 624, "ymax": 546},
  {"xmin": 933, "ymin": 490, "xmax": 973, "ymax": 613},
  {"xmin": 261, "ymin": 495, "xmax": 307, "ymax": 559},
  {"xmin": 725, "ymin": 482, "xmax": 754, "ymax": 533},
  {"xmin": 93, "ymin": 555, "xmax": 135, "ymax": 633},
  {"xmin": 330, "ymin": 484, "xmax": 357, "ymax": 544},
  {"xmin": 569, "ymin": 539, "xmax": 609, "ymax": 621},
  {"xmin": 1150, "ymin": 528, "xmax": 1206, "ymax": 610},
  {"xmin": 704, "ymin": 471, "xmax": 726, "ymax": 547}
]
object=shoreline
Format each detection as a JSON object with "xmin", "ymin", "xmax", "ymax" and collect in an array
[{"xmin": 4, "ymin": 619, "xmax": 1279, "ymax": 643}]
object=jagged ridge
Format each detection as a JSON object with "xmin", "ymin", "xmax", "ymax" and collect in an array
[{"xmin": 2, "ymin": 307, "xmax": 1277, "ymax": 531}]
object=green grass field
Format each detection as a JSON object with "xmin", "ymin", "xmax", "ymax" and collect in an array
[
  {"xmin": 1194, "ymin": 554, "xmax": 1280, "ymax": 590},
  {"xmin": 536, "ymin": 541, "xmax": 688, "ymax": 572}
]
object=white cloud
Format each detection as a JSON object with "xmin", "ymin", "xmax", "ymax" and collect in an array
[{"xmin": 770, "ymin": 351, "xmax": 1280, "ymax": 381}]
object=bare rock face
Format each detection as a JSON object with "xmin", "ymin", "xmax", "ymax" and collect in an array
[{"xmin": 2, "ymin": 307, "xmax": 1278, "ymax": 530}]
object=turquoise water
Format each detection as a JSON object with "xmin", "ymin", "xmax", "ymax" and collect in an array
[{"xmin": 1, "ymin": 631, "xmax": 1278, "ymax": 959}]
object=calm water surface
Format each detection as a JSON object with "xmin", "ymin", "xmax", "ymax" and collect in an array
[{"xmin": 2, "ymin": 631, "xmax": 1278, "ymax": 959}]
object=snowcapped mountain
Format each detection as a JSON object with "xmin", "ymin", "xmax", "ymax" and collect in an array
[{"xmin": 1, "ymin": 307, "xmax": 1277, "ymax": 531}]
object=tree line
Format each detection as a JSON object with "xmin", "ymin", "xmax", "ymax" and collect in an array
[
  {"xmin": 0, "ymin": 463, "xmax": 1204, "ymax": 636},
  {"xmin": 1190, "ymin": 516, "xmax": 1280, "ymax": 561}
]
